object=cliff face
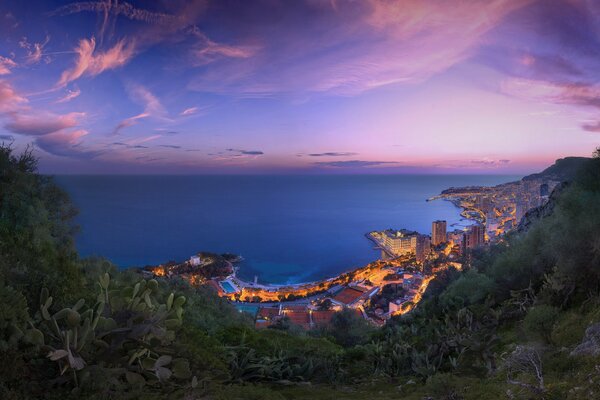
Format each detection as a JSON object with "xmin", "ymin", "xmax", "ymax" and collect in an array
[{"xmin": 516, "ymin": 181, "xmax": 569, "ymax": 233}]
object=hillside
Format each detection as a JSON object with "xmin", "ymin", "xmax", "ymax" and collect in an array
[
  {"xmin": 522, "ymin": 156, "xmax": 590, "ymax": 182},
  {"xmin": 1, "ymin": 145, "xmax": 600, "ymax": 400}
]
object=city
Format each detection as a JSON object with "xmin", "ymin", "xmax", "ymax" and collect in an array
[{"xmin": 144, "ymin": 174, "xmax": 558, "ymax": 330}]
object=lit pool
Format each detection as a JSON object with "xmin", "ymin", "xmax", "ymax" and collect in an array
[
  {"xmin": 235, "ymin": 303, "xmax": 259, "ymax": 317},
  {"xmin": 220, "ymin": 281, "xmax": 237, "ymax": 294}
]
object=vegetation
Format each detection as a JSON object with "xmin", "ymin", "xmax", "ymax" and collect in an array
[{"xmin": 1, "ymin": 144, "xmax": 600, "ymax": 399}]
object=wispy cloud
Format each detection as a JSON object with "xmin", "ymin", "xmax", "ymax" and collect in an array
[
  {"xmin": 112, "ymin": 84, "xmax": 166, "ymax": 135},
  {"xmin": 314, "ymin": 160, "xmax": 396, "ymax": 168},
  {"xmin": 180, "ymin": 106, "xmax": 198, "ymax": 116},
  {"xmin": 226, "ymin": 148, "xmax": 264, "ymax": 155},
  {"xmin": 189, "ymin": 0, "xmax": 532, "ymax": 96},
  {"xmin": 57, "ymin": 37, "xmax": 135, "ymax": 87},
  {"xmin": 0, "ymin": 56, "xmax": 17, "ymax": 75},
  {"xmin": 19, "ymin": 35, "xmax": 50, "ymax": 64},
  {"xmin": 56, "ymin": 88, "xmax": 81, "ymax": 103},
  {"xmin": 50, "ymin": 1, "xmax": 181, "ymax": 26},
  {"xmin": 308, "ymin": 152, "xmax": 358, "ymax": 157},
  {"xmin": 188, "ymin": 26, "xmax": 258, "ymax": 66},
  {"xmin": 501, "ymin": 78, "xmax": 600, "ymax": 132}
]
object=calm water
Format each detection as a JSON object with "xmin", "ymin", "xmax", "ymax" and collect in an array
[{"xmin": 55, "ymin": 175, "xmax": 518, "ymax": 284}]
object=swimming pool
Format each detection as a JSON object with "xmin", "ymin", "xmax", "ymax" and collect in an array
[
  {"xmin": 234, "ymin": 303, "xmax": 259, "ymax": 317},
  {"xmin": 220, "ymin": 281, "xmax": 237, "ymax": 294}
]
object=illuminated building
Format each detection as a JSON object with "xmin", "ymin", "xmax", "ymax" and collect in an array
[
  {"xmin": 431, "ymin": 220, "xmax": 447, "ymax": 246},
  {"xmin": 383, "ymin": 229, "xmax": 419, "ymax": 255},
  {"xmin": 462, "ymin": 223, "xmax": 485, "ymax": 252}
]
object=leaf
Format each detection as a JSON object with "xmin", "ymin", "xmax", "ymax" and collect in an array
[
  {"xmin": 173, "ymin": 296, "xmax": 186, "ymax": 308},
  {"xmin": 141, "ymin": 358, "xmax": 155, "ymax": 371},
  {"xmin": 128, "ymin": 348, "xmax": 148, "ymax": 365},
  {"xmin": 155, "ymin": 366, "xmax": 172, "ymax": 382},
  {"xmin": 68, "ymin": 352, "xmax": 86, "ymax": 370},
  {"xmin": 144, "ymin": 291, "xmax": 153, "ymax": 308},
  {"xmin": 48, "ymin": 349, "xmax": 69, "ymax": 361},
  {"xmin": 66, "ymin": 310, "xmax": 81, "ymax": 327},
  {"xmin": 172, "ymin": 359, "xmax": 191, "ymax": 379},
  {"xmin": 99, "ymin": 273, "xmax": 110, "ymax": 290},
  {"xmin": 125, "ymin": 371, "xmax": 146, "ymax": 387},
  {"xmin": 96, "ymin": 301, "xmax": 105, "ymax": 315},
  {"xmin": 72, "ymin": 298, "xmax": 85, "ymax": 311},
  {"xmin": 165, "ymin": 318, "xmax": 182, "ymax": 329},
  {"xmin": 167, "ymin": 293, "xmax": 174, "ymax": 311},
  {"xmin": 154, "ymin": 355, "xmax": 172, "ymax": 368},
  {"xmin": 52, "ymin": 308, "xmax": 70, "ymax": 320},
  {"xmin": 40, "ymin": 288, "xmax": 49, "ymax": 305},
  {"xmin": 24, "ymin": 328, "xmax": 44, "ymax": 345},
  {"xmin": 132, "ymin": 282, "xmax": 140, "ymax": 299}
]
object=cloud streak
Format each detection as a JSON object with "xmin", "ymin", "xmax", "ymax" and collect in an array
[
  {"xmin": 56, "ymin": 88, "xmax": 81, "ymax": 103},
  {"xmin": 57, "ymin": 37, "xmax": 135, "ymax": 87},
  {"xmin": 314, "ymin": 160, "xmax": 396, "ymax": 168},
  {"xmin": 112, "ymin": 84, "xmax": 166, "ymax": 135},
  {"xmin": 189, "ymin": 0, "xmax": 532, "ymax": 96},
  {"xmin": 308, "ymin": 152, "xmax": 358, "ymax": 157}
]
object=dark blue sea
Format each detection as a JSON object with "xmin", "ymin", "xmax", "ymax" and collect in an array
[{"xmin": 55, "ymin": 175, "xmax": 518, "ymax": 284}]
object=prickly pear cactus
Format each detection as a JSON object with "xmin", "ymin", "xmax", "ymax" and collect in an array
[{"xmin": 35, "ymin": 274, "xmax": 194, "ymax": 391}]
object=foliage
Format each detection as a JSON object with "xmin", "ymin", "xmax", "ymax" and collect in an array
[
  {"xmin": 523, "ymin": 305, "xmax": 560, "ymax": 344},
  {"xmin": 1, "ymin": 146, "xmax": 600, "ymax": 398},
  {"xmin": 33, "ymin": 273, "xmax": 194, "ymax": 395}
]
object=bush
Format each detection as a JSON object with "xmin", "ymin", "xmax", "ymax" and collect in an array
[
  {"xmin": 425, "ymin": 373, "xmax": 463, "ymax": 400},
  {"xmin": 523, "ymin": 305, "xmax": 560, "ymax": 344}
]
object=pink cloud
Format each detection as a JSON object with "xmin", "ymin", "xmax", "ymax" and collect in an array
[
  {"xmin": 189, "ymin": 0, "xmax": 532, "ymax": 96},
  {"xmin": 57, "ymin": 37, "xmax": 136, "ymax": 87},
  {"xmin": 500, "ymin": 77, "xmax": 600, "ymax": 132},
  {"xmin": 180, "ymin": 107, "xmax": 198, "ymax": 116},
  {"xmin": 35, "ymin": 129, "xmax": 100, "ymax": 158},
  {"xmin": 19, "ymin": 36, "xmax": 50, "ymax": 64},
  {"xmin": 191, "ymin": 31, "xmax": 258, "ymax": 65},
  {"xmin": 0, "ymin": 56, "xmax": 17, "ymax": 75},
  {"xmin": 112, "ymin": 84, "xmax": 166, "ymax": 135},
  {"xmin": 112, "ymin": 112, "xmax": 149, "ymax": 135},
  {"xmin": 5, "ymin": 111, "xmax": 84, "ymax": 136},
  {"xmin": 0, "ymin": 80, "xmax": 27, "ymax": 112}
]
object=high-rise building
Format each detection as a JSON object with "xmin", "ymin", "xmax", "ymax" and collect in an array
[
  {"xmin": 462, "ymin": 223, "xmax": 485, "ymax": 252},
  {"xmin": 431, "ymin": 220, "xmax": 447, "ymax": 246},
  {"xmin": 416, "ymin": 235, "xmax": 431, "ymax": 263}
]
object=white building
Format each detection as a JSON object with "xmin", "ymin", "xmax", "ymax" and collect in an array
[{"xmin": 190, "ymin": 255, "xmax": 201, "ymax": 266}]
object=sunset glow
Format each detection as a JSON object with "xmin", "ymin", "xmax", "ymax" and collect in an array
[{"xmin": 0, "ymin": 0, "xmax": 598, "ymax": 174}]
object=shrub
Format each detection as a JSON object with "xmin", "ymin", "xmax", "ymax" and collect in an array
[{"xmin": 523, "ymin": 305, "xmax": 560, "ymax": 344}]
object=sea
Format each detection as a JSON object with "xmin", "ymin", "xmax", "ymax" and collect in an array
[{"xmin": 54, "ymin": 175, "xmax": 519, "ymax": 284}]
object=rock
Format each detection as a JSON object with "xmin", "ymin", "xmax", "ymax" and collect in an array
[
  {"xmin": 517, "ymin": 182, "xmax": 569, "ymax": 233},
  {"xmin": 571, "ymin": 323, "xmax": 600, "ymax": 357}
]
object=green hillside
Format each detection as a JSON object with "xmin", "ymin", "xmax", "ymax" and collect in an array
[{"xmin": 1, "ymin": 145, "xmax": 600, "ymax": 400}]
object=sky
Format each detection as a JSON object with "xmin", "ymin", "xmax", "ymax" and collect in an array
[{"xmin": 0, "ymin": 0, "xmax": 598, "ymax": 174}]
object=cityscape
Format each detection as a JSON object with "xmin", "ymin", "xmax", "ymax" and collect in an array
[
  {"xmin": 145, "ymin": 169, "xmax": 560, "ymax": 329},
  {"xmin": 1, "ymin": 1, "xmax": 599, "ymax": 398}
]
